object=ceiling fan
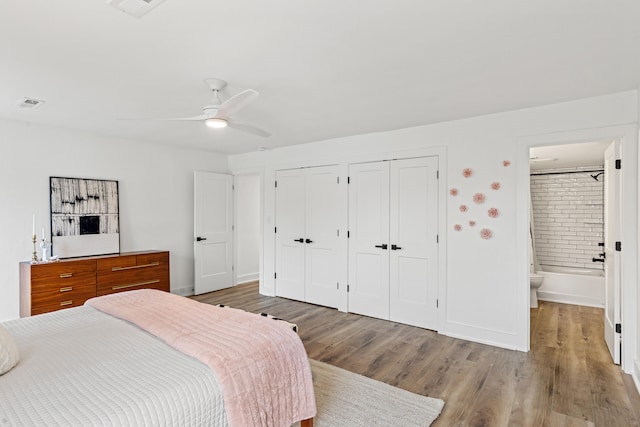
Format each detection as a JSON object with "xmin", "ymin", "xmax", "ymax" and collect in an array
[{"xmin": 146, "ymin": 78, "xmax": 271, "ymax": 138}]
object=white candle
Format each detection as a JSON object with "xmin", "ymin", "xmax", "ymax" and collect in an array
[
  {"xmin": 32, "ymin": 215, "xmax": 35, "ymax": 237},
  {"xmin": 42, "ymin": 227, "xmax": 45, "ymax": 240}
]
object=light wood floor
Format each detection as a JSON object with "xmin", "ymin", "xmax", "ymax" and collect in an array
[{"xmin": 192, "ymin": 283, "xmax": 640, "ymax": 427}]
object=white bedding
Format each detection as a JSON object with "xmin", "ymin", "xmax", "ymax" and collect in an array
[{"xmin": 0, "ymin": 306, "xmax": 228, "ymax": 426}]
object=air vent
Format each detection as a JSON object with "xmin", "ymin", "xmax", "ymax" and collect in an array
[
  {"xmin": 107, "ymin": 0, "xmax": 167, "ymax": 18},
  {"xmin": 16, "ymin": 97, "xmax": 45, "ymax": 109}
]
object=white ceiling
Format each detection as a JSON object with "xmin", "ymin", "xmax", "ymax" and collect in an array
[
  {"xmin": 529, "ymin": 140, "xmax": 611, "ymax": 171},
  {"xmin": 1, "ymin": 1, "xmax": 639, "ymax": 155}
]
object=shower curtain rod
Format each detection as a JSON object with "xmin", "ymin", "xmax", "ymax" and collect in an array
[{"xmin": 530, "ymin": 169, "xmax": 603, "ymax": 176}]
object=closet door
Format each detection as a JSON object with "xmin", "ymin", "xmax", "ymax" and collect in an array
[
  {"xmin": 275, "ymin": 169, "xmax": 305, "ymax": 301},
  {"xmin": 348, "ymin": 161, "xmax": 390, "ymax": 319},
  {"xmin": 389, "ymin": 157, "xmax": 439, "ymax": 329},
  {"xmin": 305, "ymin": 165, "xmax": 340, "ymax": 308}
]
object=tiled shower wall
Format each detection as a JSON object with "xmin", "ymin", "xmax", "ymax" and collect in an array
[{"xmin": 530, "ymin": 165, "xmax": 604, "ymax": 270}]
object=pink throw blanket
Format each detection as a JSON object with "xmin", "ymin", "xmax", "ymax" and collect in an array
[{"xmin": 86, "ymin": 290, "xmax": 316, "ymax": 427}]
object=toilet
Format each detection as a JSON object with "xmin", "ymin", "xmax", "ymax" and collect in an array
[{"xmin": 530, "ymin": 273, "xmax": 544, "ymax": 308}]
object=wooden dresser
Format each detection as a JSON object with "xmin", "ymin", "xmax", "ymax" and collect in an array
[{"xmin": 20, "ymin": 250, "xmax": 170, "ymax": 317}]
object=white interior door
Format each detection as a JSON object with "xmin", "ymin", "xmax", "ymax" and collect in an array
[
  {"xmin": 304, "ymin": 165, "xmax": 340, "ymax": 308},
  {"xmin": 389, "ymin": 157, "xmax": 439, "ymax": 329},
  {"xmin": 194, "ymin": 171, "xmax": 233, "ymax": 295},
  {"xmin": 275, "ymin": 169, "xmax": 306, "ymax": 301},
  {"xmin": 348, "ymin": 162, "xmax": 390, "ymax": 319},
  {"xmin": 603, "ymin": 142, "xmax": 621, "ymax": 364}
]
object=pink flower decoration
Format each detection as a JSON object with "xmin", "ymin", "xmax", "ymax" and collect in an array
[
  {"xmin": 469, "ymin": 220, "xmax": 476, "ymax": 227},
  {"xmin": 491, "ymin": 182, "xmax": 500, "ymax": 190},
  {"xmin": 473, "ymin": 193, "xmax": 485, "ymax": 204},
  {"xmin": 450, "ymin": 188, "xmax": 458, "ymax": 196},
  {"xmin": 459, "ymin": 205, "xmax": 468, "ymax": 212},
  {"xmin": 503, "ymin": 160, "xmax": 511, "ymax": 167},
  {"xmin": 462, "ymin": 168, "xmax": 473, "ymax": 178},
  {"xmin": 488, "ymin": 207, "xmax": 499, "ymax": 218},
  {"xmin": 454, "ymin": 224, "xmax": 462, "ymax": 231},
  {"xmin": 480, "ymin": 228, "xmax": 492, "ymax": 239}
]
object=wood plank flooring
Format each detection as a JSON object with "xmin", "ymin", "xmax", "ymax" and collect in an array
[{"xmin": 192, "ymin": 283, "xmax": 640, "ymax": 427}]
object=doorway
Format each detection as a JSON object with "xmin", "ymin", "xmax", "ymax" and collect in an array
[
  {"xmin": 528, "ymin": 139, "xmax": 621, "ymax": 364},
  {"xmin": 234, "ymin": 173, "xmax": 261, "ymax": 286}
]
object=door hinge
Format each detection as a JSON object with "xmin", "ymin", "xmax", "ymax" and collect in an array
[
  {"xmin": 347, "ymin": 176, "xmax": 350, "ymax": 184},
  {"xmin": 616, "ymin": 241, "xmax": 621, "ymax": 251},
  {"xmin": 274, "ymin": 272, "xmax": 277, "ymax": 279},
  {"xmin": 347, "ymin": 230, "xmax": 350, "ymax": 238},
  {"xmin": 337, "ymin": 229, "xmax": 340, "ymax": 237},
  {"xmin": 436, "ymin": 234, "xmax": 439, "ymax": 243},
  {"xmin": 275, "ymin": 227, "xmax": 277, "ymax": 233},
  {"xmin": 436, "ymin": 299, "xmax": 439, "ymax": 308},
  {"xmin": 275, "ymin": 180, "xmax": 278, "ymax": 188},
  {"xmin": 337, "ymin": 177, "xmax": 340, "ymax": 184},
  {"xmin": 337, "ymin": 282, "xmax": 339, "ymax": 290},
  {"xmin": 616, "ymin": 323, "xmax": 622, "ymax": 334},
  {"xmin": 615, "ymin": 159, "xmax": 621, "ymax": 170},
  {"xmin": 232, "ymin": 265, "xmax": 234, "ymax": 271},
  {"xmin": 232, "ymin": 184, "xmax": 235, "ymax": 190},
  {"xmin": 232, "ymin": 225, "xmax": 234, "ymax": 231},
  {"xmin": 347, "ymin": 284, "xmax": 350, "ymax": 292},
  {"xmin": 437, "ymin": 170, "xmax": 439, "ymax": 179}
]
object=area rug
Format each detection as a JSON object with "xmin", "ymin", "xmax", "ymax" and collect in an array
[{"xmin": 303, "ymin": 359, "xmax": 445, "ymax": 427}]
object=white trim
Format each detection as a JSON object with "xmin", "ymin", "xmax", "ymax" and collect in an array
[
  {"xmin": 632, "ymin": 359, "xmax": 640, "ymax": 395},
  {"xmin": 172, "ymin": 286, "xmax": 194, "ymax": 297},
  {"xmin": 236, "ymin": 273, "xmax": 259, "ymax": 284},
  {"xmin": 537, "ymin": 292, "xmax": 603, "ymax": 309},
  {"xmin": 517, "ymin": 124, "xmax": 638, "ymax": 373}
]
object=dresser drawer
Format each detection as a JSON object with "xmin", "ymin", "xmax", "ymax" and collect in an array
[
  {"xmin": 31, "ymin": 284, "xmax": 97, "ymax": 314},
  {"xmin": 30, "ymin": 260, "xmax": 97, "ymax": 293},
  {"xmin": 97, "ymin": 252, "xmax": 169, "ymax": 294}
]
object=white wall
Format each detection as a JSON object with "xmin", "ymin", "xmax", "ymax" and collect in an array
[
  {"xmin": 229, "ymin": 91, "xmax": 638, "ymax": 364},
  {"xmin": 234, "ymin": 173, "xmax": 260, "ymax": 284},
  {"xmin": 0, "ymin": 119, "xmax": 227, "ymax": 321}
]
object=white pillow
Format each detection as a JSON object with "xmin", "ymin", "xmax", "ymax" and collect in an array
[{"xmin": 0, "ymin": 324, "xmax": 19, "ymax": 375}]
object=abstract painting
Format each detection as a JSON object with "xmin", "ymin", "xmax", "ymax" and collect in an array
[{"xmin": 50, "ymin": 177, "xmax": 119, "ymax": 258}]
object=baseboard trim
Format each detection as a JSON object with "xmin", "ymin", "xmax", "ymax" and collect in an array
[
  {"xmin": 633, "ymin": 359, "xmax": 640, "ymax": 396},
  {"xmin": 236, "ymin": 272, "xmax": 259, "ymax": 285},
  {"xmin": 172, "ymin": 286, "xmax": 194, "ymax": 297},
  {"xmin": 537, "ymin": 290, "xmax": 604, "ymax": 308}
]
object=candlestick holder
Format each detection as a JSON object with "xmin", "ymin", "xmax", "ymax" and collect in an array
[{"xmin": 31, "ymin": 234, "xmax": 38, "ymax": 263}]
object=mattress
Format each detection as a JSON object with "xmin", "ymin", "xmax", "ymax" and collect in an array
[{"xmin": 0, "ymin": 306, "xmax": 228, "ymax": 426}]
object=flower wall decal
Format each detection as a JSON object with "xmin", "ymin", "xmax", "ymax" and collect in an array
[
  {"xmin": 462, "ymin": 168, "xmax": 473, "ymax": 178},
  {"xmin": 459, "ymin": 205, "xmax": 468, "ymax": 212},
  {"xmin": 473, "ymin": 193, "xmax": 485, "ymax": 204},
  {"xmin": 454, "ymin": 224, "xmax": 462, "ymax": 231},
  {"xmin": 491, "ymin": 182, "xmax": 500, "ymax": 190},
  {"xmin": 480, "ymin": 229, "xmax": 492, "ymax": 239},
  {"xmin": 469, "ymin": 220, "xmax": 476, "ymax": 227},
  {"xmin": 488, "ymin": 207, "xmax": 499, "ymax": 218},
  {"xmin": 450, "ymin": 188, "xmax": 458, "ymax": 196},
  {"xmin": 503, "ymin": 160, "xmax": 511, "ymax": 167}
]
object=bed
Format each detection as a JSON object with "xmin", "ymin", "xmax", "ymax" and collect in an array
[{"xmin": 0, "ymin": 289, "xmax": 316, "ymax": 426}]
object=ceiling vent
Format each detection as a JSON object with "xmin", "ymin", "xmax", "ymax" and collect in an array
[
  {"xmin": 107, "ymin": 0, "xmax": 167, "ymax": 18},
  {"xmin": 16, "ymin": 97, "xmax": 45, "ymax": 110}
]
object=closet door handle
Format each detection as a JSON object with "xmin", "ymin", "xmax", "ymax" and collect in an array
[
  {"xmin": 391, "ymin": 244, "xmax": 402, "ymax": 250},
  {"xmin": 375, "ymin": 244, "xmax": 388, "ymax": 250},
  {"xmin": 196, "ymin": 237, "xmax": 207, "ymax": 242},
  {"xmin": 294, "ymin": 238, "xmax": 304, "ymax": 243},
  {"xmin": 305, "ymin": 239, "xmax": 313, "ymax": 244}
]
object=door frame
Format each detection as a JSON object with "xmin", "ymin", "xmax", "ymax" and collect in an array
[
  {"xmin": 230, "ymin": 167, "xmax": 265, "ymax": 290},
  {"xmin": 516, "ymin": 124, "xmax": 638, "ymax": 373}
]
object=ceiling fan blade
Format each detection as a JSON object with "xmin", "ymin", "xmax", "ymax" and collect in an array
[
  {"xmin": 228, "ymin": 121, "xmax": 272, "ymax": 138},
  {"xmin": 217, "ymin": 89, "xmax": 259, "ymax": 118},
  {"xmin": 119, "ymin": 114, "xmax": 207, "ymax": 121}
]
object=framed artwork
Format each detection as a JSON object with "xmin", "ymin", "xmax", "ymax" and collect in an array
[{"xmin": 50, "ymin": 177, "xmax": 120, "ymax": 258}]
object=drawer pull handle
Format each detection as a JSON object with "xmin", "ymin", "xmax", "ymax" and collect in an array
[
  {"xmin": 59, "ymin": 287, "xmax": 73, "ymax": 293},
  {"xmin": 112, "ymin": 279, "xmax": 160, "ymax": 291},
  {"xmin": 59, "ymin": 273, "xmax": 73, "ymax": 278},
  {"xmin": 60, "ymin": 300, "xmax": 73, "ymax": 306},
  {"xmin": 111, "ymin": 262, "xmax": 160, "ymax": 272}
]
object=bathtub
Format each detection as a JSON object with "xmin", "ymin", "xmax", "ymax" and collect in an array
[{"xmin": 536, "ymin": 265, "xmax": 605, "ymax": 308}]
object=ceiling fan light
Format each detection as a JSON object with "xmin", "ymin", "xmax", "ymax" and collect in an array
[{"xmin": 205, "ymin": 118, "xmax": 228, "ymax": 129}]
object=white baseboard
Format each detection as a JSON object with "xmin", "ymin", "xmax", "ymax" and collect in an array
[
  {"xmin": 537, "ymin": 291, "xmax": 604, "ymax": 308},
  {"xmin": 633, "ymin": 359, "xmax": 640, "ymax": 396},
  {"xmin": 236, "ymin": 272, "xmax": 259, "ymax": 285},
  {"xmin": 172, "ymin": 286, "xmax": 194, "ymax": 297}
]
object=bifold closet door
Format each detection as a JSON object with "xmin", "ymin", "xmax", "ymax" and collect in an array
[
  {"xmin": 347, "ymin": 162, "xmax": 390, "ymax": 319},
  {"xmin": 389, "ymin": 157, "xmax": 438, "ymax": 329},
  {"xmin": 275, "ymin": 169, "xmax": 306, "ymax": 301},
  {"xmin": 275, "ymin": 165, "xmax": 340, "ymax": 307}
]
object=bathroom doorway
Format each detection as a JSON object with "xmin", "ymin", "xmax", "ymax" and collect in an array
[{"xmin": 528, "ymin": 139, "xmax": 621, "ymax": 364}]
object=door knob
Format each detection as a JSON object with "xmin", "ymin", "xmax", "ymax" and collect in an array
[
  {"xmin": 305, "ymin": 238, "xmax": 313, "ymax": 244},
  {"xmin": 196, "ymin": 237, "xmax": 207, "ymax": 241},
  {"xmin": 391, "ymin": 244, "xmax": 402, "ymax": 250},
  {"xmin": 375, "ymin": 244, "xmax": 388, "ymax": 250},
  {"xmin": 294, "ymin": 238, "xmax": 304, "ymax": 243}
]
